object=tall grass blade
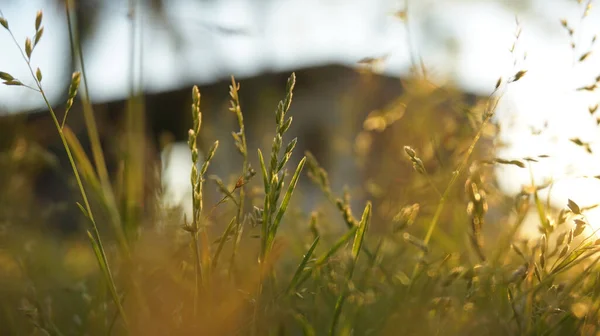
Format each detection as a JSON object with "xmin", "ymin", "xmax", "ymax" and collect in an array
[
  {"xmin": 258, "ymin": 148, "xmax": 270, "ymax": 261},
  {"xmin": 286, "ymin": 236, "xmax": 320, "ymax": 295},
  {"xmin": 315, "ymin": 227, "xmax": 358, "ymax": 267},
  {"xmin": 330, "ymin": 202, "xmax": 371, "ymax": 335},
  {"xmin": 212, "ymin": 216, "xmax": 237, "ymax": 270},
  {"xmin": 86, "ymin": 231, "xmax": 129, "ymax": 328},
  {"xmin": 269, "ymin": 157, "xmax": 307, "ymax": 248},
  {"xmin": 293, "ymin": 313, "xmax": 316, "ymax": 336}
]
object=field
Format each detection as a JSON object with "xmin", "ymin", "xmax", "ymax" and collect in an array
[{"xmin": 2, "ymin": 3, "xmax": 600, "ymax": 336}]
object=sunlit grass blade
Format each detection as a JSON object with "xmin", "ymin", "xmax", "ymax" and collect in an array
[
  {"xmin": 64, "ymin": 126, "xmax": 130, "ymax": 255},
  {"xmin": 0, "ymin": 11, "xmax": 129, "ymax": 327},
  {"xmin": 86, "ymin": 230, "xmax": 129, "ymax": 328},
  {"xmin": 292, "ymin": 226, "xmax": 360, "ymax": 290},
  {"xmin": 351, "ymin": 202, "xmax": 371, "ymax": 261},
  {"xmin": 329, "ymin": 293, "xmax": 348, "ymax": 336},
  {"xmin": 293, "ymin": 312, "xmax": 316, "ymax": 336},
  {"xmin": 315, "ymin": 226, "xmax": 358, "ymax": 267},
  {"xmin": 63, "ymin": 126, "xmax": 100, "ymax": 189},
  {"xmin": 268, "ymin": 157, "xmax": 307, "ymax": 248},
  {"xmin": 65, "ymin": 0, "xmax": 113, "ymax": 196},
  {"xmin": 330, "ymin": 202, "xmax": 371, "ymax": 336},
  {"xmin": 286, "ymin": 236, "xmax": 320, "ymax": 295},
  {"xmin": 258, "ymin": 148, "xmax": 270, "ymax": 261},
  {"xmin": 212, "ymin": 216, "xmax": 237, "ymax": 270}
]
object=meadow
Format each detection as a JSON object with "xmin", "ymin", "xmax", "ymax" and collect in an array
[{"xmin": 1, "ymin": 3, "xmax": 600, "ymax": 335}]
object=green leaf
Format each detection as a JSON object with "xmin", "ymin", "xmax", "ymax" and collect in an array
[
  {"xmin": 212, "ymin": 216, "xmax": 237, "ymax": 270},
  {"xmin": 330, "ymin": 293, "xmax": 347, "ymax": 336},
  {"xmin": 258, "ymin": 148, "xmax": 271, "ymax": 258},
  {"xmin": 86, "ymin": 231, "xmax": 129, "ymax": 327},
  {"xmin": 76, "ymin": 202, "xmax": 89, "ymax": 219},
  {"xmin": 352, "ymin": 202, "xmax": 371, "ymax": 260},
  {"xmin": 257, "ymin": 149, "xmax": 269, "ymax": 193},
  {"xmin": 315, "ymin": 226, "xmax": 358, "ymax": 267},
  {"xmin": 269, "ymin": 157, "xmax": 306, "ymax": 244},
  {"xmin": 286, "ymin": 236, "xmax": 320, "ymax": 295},
  {"xmin": 293, "ymin": 313, "xmax": 316, "ymax": 336}
]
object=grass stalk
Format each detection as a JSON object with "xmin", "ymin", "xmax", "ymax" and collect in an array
[
  {"xmin": 0, "ymin": 10, "xmax": 128, "ymax": 327},
  {"xmin": 64, "ymin": 0, "xmax": 131, "ymax": 257}
]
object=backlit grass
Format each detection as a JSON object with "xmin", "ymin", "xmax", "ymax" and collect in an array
[{"xmin": 1, "ymin": 2, "xmax": 600, "ymax": 335}]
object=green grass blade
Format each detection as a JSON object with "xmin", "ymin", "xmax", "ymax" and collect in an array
[
  {"xmin": 329, "ymin": 202, "xmax": 371, "ymax": 336},
  {"xmin": 329, "ymin": 293, "xmax": 347, "ymax": 336},
  {"xmin": 212, "ymin": 216, "xmax": 237, "ymax": 270},
  {"xmin": 258, "ymin": 148, "xmax": 270, "ymax": 260},
  {"xmin": 86, "ymin": 231, "xmax": 128, "ymax": 328},
  {"xmin": 293, "ymin": 313, "xmax": 316, "ymax": 336},
  {"xmin": 257, "ymin": 149, "xmax": 270, "ymax": 193},
  {"xmin": 63, "ymin": 126, "xmax": 100, "ymax": 189},
  {"xmin": 286, "ymin": 236, "xmax": 320, "ymax": 295},
  {"xmin": 269, "ymin": 157, "xmax": 307, "ymax": 245},
  {"xmin": 64, "ymin": 126, "xmax": 131, "ymax": 256},
  {"xmin": 351, "ymin": 202, "xmax": 371, "ymax": 261},
  {"xmin": 316, "ymin": 226, "xmax": 358, "ymax": 267}
]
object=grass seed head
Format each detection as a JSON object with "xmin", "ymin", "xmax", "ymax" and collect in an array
[
  {"xmin": 0, "ymin": 17, "xmax": 8, "ymax": 30},
  {"xmin": 35, "ymin": 10, "xmax": 42, "ymax": 31}
]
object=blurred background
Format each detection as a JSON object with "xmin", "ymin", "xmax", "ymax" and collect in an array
[{"xmin": 1, "ymin": 0, "xmax": 600, "ymax": 235}]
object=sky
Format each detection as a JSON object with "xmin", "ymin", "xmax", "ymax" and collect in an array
[{"xmin": 1, "ymin": 0, "xmax": 600, "ymax": 236}]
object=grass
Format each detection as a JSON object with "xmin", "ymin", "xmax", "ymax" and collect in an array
[{"xmin": 2, "ymin": 2, "xmax": 600, "ymax": 335}]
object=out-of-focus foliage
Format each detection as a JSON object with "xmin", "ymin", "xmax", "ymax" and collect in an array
[{"xmin": 3, "ymin": 1, "xmax": 600, "ymax": 335}]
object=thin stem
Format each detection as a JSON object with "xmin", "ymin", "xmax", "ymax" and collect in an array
[
  {"xmin": 64, "ymin": 0, "xmax": 129, "ymax": 253},
  {"xmin": 229, "ymin": 78, "xmax": 250, "ymax": 279},
  {"xmin": 192, "ymin": 225, "xmax": 202, "ymax": 316},
  {"xmin": 0, "ymin": 12, "xmax": 128, "ymax": 327},
  {"xmin": 423, "ymin": 168, "xmax": 442, "ymax": 198},
  {"xmin": 20, "ymin": 83, "xmax": 41, "ymax": 92},
  {"xmin": 423, "ymin": 111, "xmax": 493, "ymax": 245},
  {"xmin": 403, "ymin": 0, "xmax": 425, "ymax": 78},
  {"xmin": 408, "ymin": 89, "xmax": 504, "ymax": 290}
]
